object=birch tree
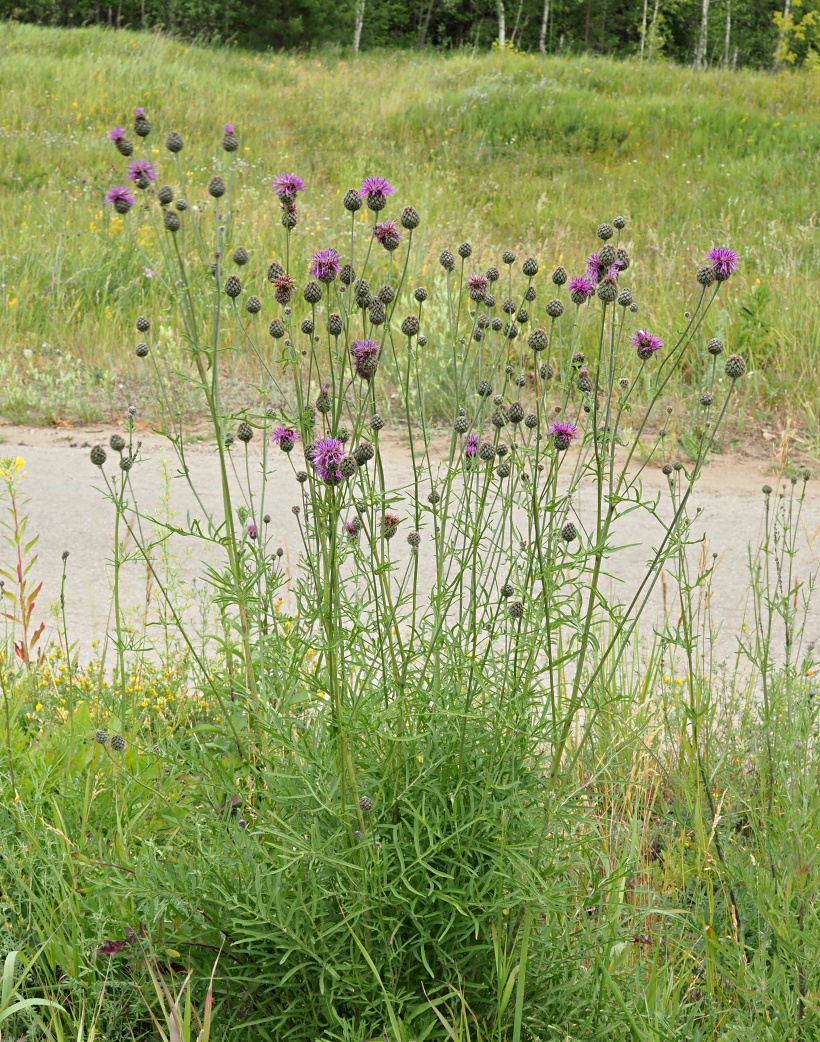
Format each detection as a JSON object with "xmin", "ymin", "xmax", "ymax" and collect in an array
[
  {"xmin": 695, "ymin": 0, "xmax": 710, "ymax": 68},
  {"xmin": 352, "ymin": 0, "xmax": 366, "ymax": 53},
  {"xmin": 539, "ymin": 0, "xmax": 550, "ymax": 53}
]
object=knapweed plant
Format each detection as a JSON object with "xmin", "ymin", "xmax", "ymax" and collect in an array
[{"xmin": 83, "ymin": 111, "xmax": 749, "ymax": 1040}]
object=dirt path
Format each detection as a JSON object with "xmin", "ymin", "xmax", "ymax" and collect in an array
[{"xmin": 2, "ymin": 423, "xmax": 818, "ymax": 665}]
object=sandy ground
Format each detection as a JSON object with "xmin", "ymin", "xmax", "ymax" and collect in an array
[{"xmin": 1, "ymin": 422, "xmax": 818, "ymax": 665}]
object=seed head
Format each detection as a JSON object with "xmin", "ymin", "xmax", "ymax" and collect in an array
[
  {"xmin": 724, "ymin": 354, "xmax": 747, "ymax": 380},
  {"xmin": 269, "ymin": 319, "xmax": 286, "ymax": 339},
  {"xmin": 522, "ymin": 257, "xmax": 538, "ymax": 277},
  {"xmin": 370, "ymin": 414, "xmax": 385, "ymax": 431},
  {"xmin": 339, "ymin": 454, "xmax": 357, "ymax": 479},
  {"xmin": 401, "ymin": 206, "xmax": 420, "ymax": 229},
  {"xmin": 491, "ymin": 409, "xmax": 507, "ymax": 428},
  {"xmin": 164, "ymin": 210, "xmax": 181, "ymax": 232},
  {"xmin": 617, "ymin": 288, "xmax": 633, "ymax": 308},
  {"xmin": 546, "ymin": 299, "xmax": 564, "ymax": 319},
  {"xmin": 135, "ymin": 343, "xmax": 149, "ymax": 358},
  {"xmin": 111, "ymin": 734, "xmax": 126, "ymax": 752},
  {"xmin": 90, "ymin": 446, "xmax": 107, "ymax": 467},
  {"xmin": 94, "ymin": 729, "xmax": 108, "ymax": 745},
  {"xmin": 707, "ymin": 337, "xmax": 724, "ymax": 356},
  {"xmin": 303, "ymin": 280, "xmax": 323, "ymax": 305},
  {"xmin": 479, "ymin": 442, "xmax": 496, "ymax": 461},
  {"xmin": 477, "ymin": 380, "xmax": 493, "ymax": 398},
  {"xmin": 237, "ymin": 422, "xmax": 253, "ymax": 443},
  {"xmin": 524, "ymin": 414, "xmax": 538, "ymax": 430},
  {"xmin": 528, "ymin": 328, "xmax": 548, "ymax": 352},
  {"xmin": 516, "ymin": 308, "xmax": 529, "ymax": 324},
  {"xmin": 561, "ymin": 521, "xmax": 577, "ymax": 542},
  {"xmin": 454, "ymin": 416, "xmax": 469, "ymax": 434},
  {"xmin": 697, "ymin": 266, "xmax": 716, "ymax": 287},
  {"xmin": 597, "ymin": 222, "xmax": 614, "ymax": 241},
  {"xmin": 246, "ymin": 296, "xmax": 262, "ymax": 314},
  {"xmin": 597, "ymin": 276, "xmax": 618, "ymax": 304},
  {"xmin": 508, "ymin": 402, "xmax": 524, "ymax": 424},
  {"xmin": 439, "ymin": 249, "xmax": 456, "ymax": 271},
  {"xmin": 508, "ymin": 600, "xmax": 524, "ymax": 620},
  {"xmin": 353, "ymin": 443, "xmax": 375, "ymax": 466},
  {"xmin": 616, "ymin": 247, "xmax": 630, "ymax": 270},
  {"xmin": 491, "ymin": 317, "xmax": 503, "ymax": 331},
  {"xmin": 501, "ymin": 582, "xmax": 514, "ymax": 599},
  {"xmin": 208, "ymin": 176, "xmax": 226, "ymax": 198},
  {"xmin": 540, "ymin": 363, "xmax": 554, "ymax": 381},
  {"xmin": 359, "ymin": 795, "xmax": 374, "ymax": 812},
  {"xmin": 662, "ymin": 464, "xmax": 673, "ymax": 476},
  {"xmin": 344, "ymin": 188, "xmax": 362, "ymax": 212},
  {"xmin": 613, "ymin": 215, "xmax": 627, "ymax": 230},
  {"xmin": 552, "ymin": 266, "xmax": 568, "ymax": 286},
  {"xmin": 327, "ymin": 313, "xmax": 343, "ymax": 336},
  {"xmin": 407, "ymin": 530, "xmax": 421, "ymax": 548},
  {"xmin": 458, "ymin": 242, "xmax": 472, "ymax": 259},
  {"xmin": 699, "ymin": 392, "xmax": 713, "ymax": 407},
  {"xmin": 225, "ymin": 275, "xmax": 242, "ymax": 298},
  {"xmin": 165, "ymin": 131, "xmax": 184, "ymax": 153}
]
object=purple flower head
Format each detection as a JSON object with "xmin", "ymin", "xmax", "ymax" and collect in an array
[
  {"xmin": 106, "ymin": 185, "xmax": 135, "ymax": 208},
  {"xmin": 273, "ymin": 173, "xmax": 306, "ymax": 203},
  {"xmin": 568, "ymin": 276, "xmax": 595, "ymax": 302},
  {"xmin": 464, "ymin": 433, "xmax": 479, "ymax": 458},
  {"xmin": 247, "ymin": 523, "xmax": 257, "ymax": 540},
  {"xmin": 358, "ymin": 176, "xmax": 396, "ymax": 201},
  {"xmin": 345, "ymin": 520, "xmax": 358, "ymax": 535},
  {"xmin": 585, "ymin": 252, "xmax": 607, "ymax": 284},
  {"xmin": 310, "ymin": 248, "xmax": 341, "ymax": 283},
  {"xmin": 707, "ymin": 246, "xmax": 739, "ymax": 279},
  {"xmin": 548, "ymin": 421, "xmax": 579, "ymax": 450},
  {"xmin": 374, "ymin": 220, "xmax": 402, "ymax": 249},
  {"xmin": 126, "ymin": 160, "xmax": 157, "ymax": 184},
  {"xmin": 467, "ymin": 273, "xmax": 489, "ymax": 300},
  {"xmin": 606, "ymin": 264, "xmax": 622, "ymax": 280},
  {"xmin": 224, "ymin": 123, "xmax": 234, "ymax": 134},
  {"xmin": 350, "ymin": 339, "xmax": 381, "ymax": 380},
  {"xmin": 631, "ymin": 329, "xmax": 664, "ymax": 360},
  {"xmin": 134, "ymin": 107, "xmax": 146, "ymax": 118},
  {"xmin": 311, "ymin": 437, "xmax": 345, "ymax": 484},
  {"xmin": 109, "ymin": 127, "xmax": 126, "ymax": 141},
  {"xmin": 272, "ymin": 426, "xmax": 299, "ymax": 452}
]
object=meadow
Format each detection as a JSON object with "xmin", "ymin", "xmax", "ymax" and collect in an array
[
  {"xmin": 0, "ymin": 24, "xmax": 819, "ymax": 440},
  {"xmin": 1, "ymin": 22, "xmax": 820, "ymax": 1042}
]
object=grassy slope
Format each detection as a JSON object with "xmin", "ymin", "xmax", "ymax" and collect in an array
[{"xmin": 0, "ymin": 24, "xmax": 818, "ymax": 439}]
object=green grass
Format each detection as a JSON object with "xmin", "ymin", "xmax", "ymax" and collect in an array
[{"xmin": 0, "ymin": 24, "xmax": 818, "ymax": 443}]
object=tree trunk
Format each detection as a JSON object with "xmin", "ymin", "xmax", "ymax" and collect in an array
[
  {"xmin": 584, "ymin": 0, "xmax": 591, "ymax": 45},
  {"xmin": 640, "ymin": 0, "xmax": 648, "ymax": 58},
  {"xmin": 648, "ymin": 0, "xmax": 660, "ymax": 58},
  {"xmin": 539, "ymin": 0, "xmax": 550, "ymax": 52},
  {"xmin": 497, "ymin": 0, "xmax": 506, "ymax": 46},
  {"xmin": 417, "ymin": 0, "xmax": 435, "ymax": 48},
  {"xmin": 776, "ymin": 0, "xmax": 791, "ymax": 64},
  {"xmin": 695, "ymin": 0, "xmax": 709, "ymax": 69},
  {"xmin": 723, "ymin": 0, "xmax": 731, "ymax": 64},
  {"xmin": 352, "ymin": 0, "xmax": 366, "ymax": 54},
  {"xmin": 510, "ymin": 0, "xmax": 525, "ymax": 46}
]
